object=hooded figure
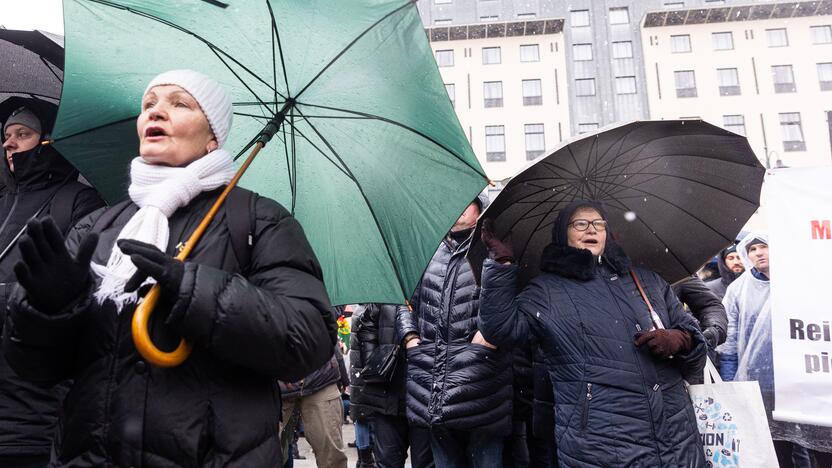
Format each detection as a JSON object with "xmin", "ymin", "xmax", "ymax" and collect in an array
[
  {"xmin": 2, "ymin": 70, "xmax": 336, "ymax": 467},
  {"xmin": 705, "ymin": 244, "xmax": 744, "ymax": 300},
  {"xmin": 479, "ymin": 200, "xmax": 707, "ymax": 467},
  {"xmin": 0, "ymin": 105, "xmax": 105, "ymax": 467}
]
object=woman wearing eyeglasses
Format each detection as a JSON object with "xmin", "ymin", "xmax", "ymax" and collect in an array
[{"xmin": 478, "ymin": 200, "xmax": 707, "ymax": 467}]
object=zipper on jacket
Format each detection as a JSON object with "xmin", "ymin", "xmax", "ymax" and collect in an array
[{"xmin": 581, "ymin": 383, "xmax": 592, "ymax": 430}]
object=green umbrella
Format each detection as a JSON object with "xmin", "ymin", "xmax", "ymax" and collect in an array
[{"xmin": 53, "ymin": 0, "xmax": 487, "ymax": 307}]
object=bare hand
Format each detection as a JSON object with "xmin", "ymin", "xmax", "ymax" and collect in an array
[
  {"xmin": 472, "ymin": 330, "xmax": 497, "ymax": 349},
  {"xmin": 404, "ymin": 333, "xmax": 420, "ymax": 349}
]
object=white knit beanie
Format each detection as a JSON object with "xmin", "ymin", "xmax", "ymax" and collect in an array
[{"xmin": 144, "ymin": 69, "xmax": 233, "ymax": 147}]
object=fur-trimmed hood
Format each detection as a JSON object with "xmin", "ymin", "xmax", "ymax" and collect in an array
[{"xmin": 539, "ymin": 199, "xmax": 631, "ymax": 281}]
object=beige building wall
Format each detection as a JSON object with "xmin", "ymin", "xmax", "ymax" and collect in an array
[
  {"xmin": 641, "ymin": 9, "xmax": 832, "ymax": 168},
  {"xmin": 427, "ymin": 22, "xmax": 570, "ymax": 181}
]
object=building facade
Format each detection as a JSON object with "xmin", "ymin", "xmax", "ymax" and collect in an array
[
  {"xmin": 425, "ymin": 19, "xmax": 569, "ymax": 180},
  {"xmin": 642, "ymin": 2, "xmax": 832, "ymax": 167}
]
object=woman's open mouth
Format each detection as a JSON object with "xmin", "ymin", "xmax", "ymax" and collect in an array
[{"xmin": 144, "ymin": 126, "xmax": 167, "ymax": 140}]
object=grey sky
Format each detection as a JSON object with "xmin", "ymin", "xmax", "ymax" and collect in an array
[{"xmin": 1, "ymin": 0, "xmax": 64, "ymax": 34}]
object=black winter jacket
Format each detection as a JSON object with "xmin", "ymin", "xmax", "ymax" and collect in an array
[
  {"xmin": 396, "ymin": 232, "xmax": 512, "ymax": 435},
  {"xmin": 349, "ymin": 304, "xmax": 407, "ymax": 421},
  {"xmin": 479, "ymin": 244, "xmax": 707, "ymax": 467},
  {"xmin": 3, "ymin": 186, "xmax": 336, "ymax": 468},
  {"xmin": 0, "ymin": 145, "xmax": 105, "ymax": 458},
  {"xmin": 672, "ymin": 277, "xmax": 727, "ymax": 350}
]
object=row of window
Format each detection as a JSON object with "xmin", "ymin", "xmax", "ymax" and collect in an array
[
  {"xmin": 435, "ymin": 44, "xmax": 541, "ymax": 67},
  {"xmin": 672, "ymin": 63, "xmax": 832, "ymax": 98},
  {"xmin": 664, "ymin": 0, "xmax": 726, "ymax": 7},
  {"xmin": 484, "ymin": 124, "xmax": 547, "ymax": 162},
  {"xmin": 570, "ymin": 7, "xmax": 630, "ymax": 27},
  {"xmin": 719, "ymin": 113, "xmax": 806, "ymax": 152},
  {"xmin": 574, "ymin": 76, "xmax": 638, "ymax": 97},
  {"xmin": 573, "ymin": 41, "xmax": 634, "ymax": 61},
  {"xmin": 671, "ymin": 26, "xmax": 832, "ymax": 53},
  {"xmin": 443, "ymin": 79, "xmax": 545, "ymax": 108}
]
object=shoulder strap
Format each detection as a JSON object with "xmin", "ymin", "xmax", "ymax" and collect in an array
[
  {"xmin": 50, "ymin": 182, "xmax": 88, "ymax": 234},
  {"xmin": 225, "ymin": 186, "xmax": 255, "ymax": 273},
  {"xmin": 90, "ymin": 199, "xmax": 133, "ymax": 234}
]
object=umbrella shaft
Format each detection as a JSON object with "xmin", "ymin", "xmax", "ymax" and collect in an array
[{"xmin": 257, "ymin": 99, "xmax": 294, "ymax": 145}]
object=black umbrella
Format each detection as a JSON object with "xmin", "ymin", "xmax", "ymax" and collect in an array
[
  {"xmin": 0, "ymin": 29, "xmax": 64, "ymax": 108},
  {"xmin": 468, "ymin": 120, "xmax": 765, "ymax": 287}
]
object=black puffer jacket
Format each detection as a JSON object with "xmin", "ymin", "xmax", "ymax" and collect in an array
[
  {"xmin": 0, "ymin": 145, "xmax": 105, "ymax": 458},
  {"xmin": 479, "ymin": 201, "xmax": 706, "ymax": 467},
  {"xmin": 3, "ymin": 186, "xmax": 336, "ymax": 468},
  {"xmin": 672, "ymin": 277, "xmax": 727, "ymax": 350},
  {"xmin": 349, "ymin": 304, "xmax": 407, "ymax": 421},
  {"xmin": 396, "ymin": 231, "xmax": 512, "ymax": 435}
]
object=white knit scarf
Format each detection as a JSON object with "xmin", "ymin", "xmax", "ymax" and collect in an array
[{"xmin": 92, "ymin": 149, "xmax": 236, "ymax": 311}]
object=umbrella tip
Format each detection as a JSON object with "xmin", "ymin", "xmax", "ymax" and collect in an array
[{"xmin": 40, "ymin": 140, "xmax": 53, "ymax": 146}]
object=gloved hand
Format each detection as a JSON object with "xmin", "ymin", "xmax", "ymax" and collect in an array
[
  {"xmin": 634, "ymin": 328, "xmax": 692, "ymax": 359},
  {"xmin": 119, "ymin": 239, "xmax": 184, "ymax": 299},
  {"xmin": 14, "ymin": 217, "xmax": 99, "ymax": 313},
  {"xmin": 481, "ymin": 218, "xmax": 514, "ymax": 263}
]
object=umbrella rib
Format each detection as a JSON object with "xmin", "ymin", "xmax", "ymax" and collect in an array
[
  {"xmin": 294, "ymin": 107, "xmax": 409, "ymax": 300},
  {"xmin": 266, "ymin": 0, "xmax": 291, "ymax": 100},
  {"xmin": 294, "ymin": 0, "xmax": 415, "ymax": 100},
  {"xmin": 39, "ymin": 56, "xmax": 62, "ymax": 82},
  {"xmin": 280, "ymin": 118, "xmax": 294, "ymax": 200},
  {"xmin": 52, "ymin": 115, "xmax": 138, "ymax": 142},
  {"xmin": 297, "ymin": 102, "xmax": 487, "ymax": 179},
  {"xmin": 592, "ymin": 171, "xmax": 761, "ymax": 206},
  {"xmin": 209, "ymin": 46, "xmax": 275, "ymax": 114},
  {"xmin": 281, "ymin": 118, "xmax": 353, "ymax": 180},
  {"xmin": 514, "ymin": 183, "xmax": 581, "ymax": 260},
  {"xmin": 86, "ymin": 0, "xmax": 281, "ymax": 97},
  {"xmin": 504, "ymin": 178, "xmax": 582, "ymax": 208},
  {"xmin": 537, "ymin": 159, "xmax": 581, "ymax": 179},
  {"xmin": 589, "ymin": 177, "xmax": 735, "ymax": 243}
]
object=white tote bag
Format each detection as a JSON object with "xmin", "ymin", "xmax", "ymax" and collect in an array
[{"xmin": 687, "ymin": 358, "xmax": 779, "ymax": 467}]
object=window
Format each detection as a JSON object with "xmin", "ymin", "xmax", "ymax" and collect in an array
[
  {"xmin": 674, "ymin": 70, "xmax": 697, "ymax": 98},
  {"xmin": 706, "ymin": 0, "xmax": 725, "ymax": 4},
  {"xmin": 772, "ymin": 65, "xmax": 796, "ymax": 93},
  {"xmin": 434, "ymin": 0, "xmax": 452, "ymax": 3},
  {"xmin": 612, "ymin": 41, "xmax": 633, "ymax": 59},
  {"xmin": 779, "ymin": 113, "xmax": 806, "ymax": 151},
  {"xmin": 520, "ymin": 44, "xmax": 540, "ymax": 62},
  {"xmin": 615, "ymin": 76, "xmax": 637, "ymax": 94},
  {"xmin": 517, "ymin": 13, "xmax": 536, "ymax": 19},
  {"xmin": 717, "ymin": 68, "xmax": 741, "ymax": 96},
  {"xmin": 578, "ymin": 123, "xmax": 599, "ymax": 134},
  {"xmin": 712, "ymin": 32, "xmax": 734, "ymax": 51},
  {"xmin": 664, "ymin": 2, "xmax": 684, "ymax": 7},
  {"xmin": 483, "ymin": 81, "xmax": 503, "ymax": 108},
  {"xmin": 485, "ymin": 126, "xmax": 506, "ymax": 161},
  {"xmin": 435, "ymin": 49, "xmax": 454, "ymax": 67},
  {"xmin": 810, "ymin": 25, "xmax": 832, "ymax": 44},
  {"xmin": 445, "ymin": 84, "xmax": 455, "ymax": 107},
  {"xmin": 671, "ymin": 35, "xmax": 691, "ymax": 53},
  {"xmin": 479, "ymin": 15, "xmax": 499, "ymax": 22},
  {"xmin": 818, "ymin": 63, "xmax": 832, "ymax": 91},
  {"xmin": 575, "ymin": 78, "xmax": 596, "ymax": 96},
  {"xmin": 723, "ymin": 115, "xmax": 746, "ymax": 136},
  {"xmin": 573, "ymin": 43, "xmax": 593, "ymax": 61},
  {"xmin": 482, "ymin": 47, "xmax": 501, "ymax": 65},
  {"xmin": 434, "ymin": 19, "xmax": 452, "ymax": 25},
  {"xmin": 571, "ymin": 10, "xmax": 590, "ymax": 27},
  {"xmin": 766, "ymin": 28, "xmax": 789, "ymax": 47},
  {"xmin": 609, "ymin": 7, "xmax": 629, "ymax": 25},
  {"xmin": 522, "ymin": 79, "xmax": 543, "ymax": 106},
  {"xmin": 525, "ymin": 124, "xmax": 545, "ymax": 160}
]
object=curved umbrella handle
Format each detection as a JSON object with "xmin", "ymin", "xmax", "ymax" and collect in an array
[{"xmin": 131, "ymin": 283, "xmax": 193, "ymax": 367}]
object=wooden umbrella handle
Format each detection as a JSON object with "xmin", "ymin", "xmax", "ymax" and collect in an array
[{"xmin": 131, "ymin": 142, "xmax": 264, "ymax": 367}]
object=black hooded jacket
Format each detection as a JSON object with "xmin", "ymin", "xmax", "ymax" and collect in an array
[
  {"xmin": 396, "ymin": 230, "xmax": 513, "ymax": 435},
  {"xmin": 705, "ymin": 246, "xmax": 742, "ymax": 300},
  {"xmin": 0, "ymin": 144, "xmax": 105, "ymax": 458},
  {"xmin": 479, "ymin": 200, "xmax": 707, "ymax": 467},
  {"xmin": 2, "ymin": 186, "xmax": 336, "ymax": 467}
]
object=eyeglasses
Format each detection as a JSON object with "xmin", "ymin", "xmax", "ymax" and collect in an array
[{"xmin": 568, "ymin": 219, "xmax": 607, "ymax": 232}]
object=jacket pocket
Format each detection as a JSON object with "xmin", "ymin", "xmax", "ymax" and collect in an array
[{"xmin": 581, "ymin": 382, "xmax": 593, "ymax": 431}]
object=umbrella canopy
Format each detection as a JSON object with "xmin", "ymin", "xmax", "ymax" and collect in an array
[
  {"xmin": 0, "ymin": 29, "xmax": 63, "ymax": 108},
  {"xmin": 468, "ymin": 120, "xmax": 765, "ymax": 287},
  {"xmin": 53, "ymin": 0, "xmax": 487, "ymax": 306}
]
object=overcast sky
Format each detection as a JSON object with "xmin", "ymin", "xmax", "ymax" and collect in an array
[{"xmin": 1, "ymin": 0, "xmax": 64, "ymax": 35}]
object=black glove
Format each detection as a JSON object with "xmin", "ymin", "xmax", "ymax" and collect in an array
[
  {"xmin": 14, "ymin": 217, "xmax": 98, "ymax": 313},
  {"xmin": 119, "ymin": 239, "xmax": 184, "ymax": 299},
  {"xmin": 634, "ymin": 328, "xmax": 693, "ymax": 359},
  {"xmin": 481, "ymin": 218, "xmax": 514, "ymax": 263}
]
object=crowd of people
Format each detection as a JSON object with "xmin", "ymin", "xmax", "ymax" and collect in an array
[{"xmin": 1, "ymin": 68, "xmax": 830, "ymax": 468}]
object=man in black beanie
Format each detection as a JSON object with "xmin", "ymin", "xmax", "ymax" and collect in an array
[{"xmin": 706, "ymin": 243, "xmax": 745, "ymax": 300}]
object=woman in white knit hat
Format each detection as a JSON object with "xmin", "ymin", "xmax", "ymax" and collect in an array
[{"xmin": 4, "ymin": 70, "xmax": 337, "ymax": 467}]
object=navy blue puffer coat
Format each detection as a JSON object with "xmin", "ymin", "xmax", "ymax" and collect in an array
[
  {"xmin": 479, "ymin": 201, "xmax": 706, "ymax": 467},
  {"xmin": 396, "ymin": 232, "xmax": 512, "ymax": 435}
]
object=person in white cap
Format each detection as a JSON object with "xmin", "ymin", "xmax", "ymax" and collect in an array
[{"xmin": 3, "ymin": 70, "xmax": 337, "ymax": 467}]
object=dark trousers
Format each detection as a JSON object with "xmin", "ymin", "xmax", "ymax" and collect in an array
[
  {"xmin": 429, "ymin": 428, "xmax": 502, "ymax": 468},
  {"xmin": 371, "ymin": 414, "xmax": 434, "ymax": 468},
  {"xmin": 503, "ymin": 415, "xmax": 556, "ymax": 468}
]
